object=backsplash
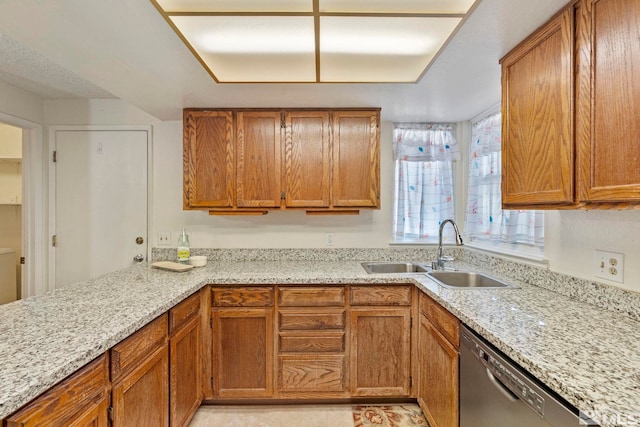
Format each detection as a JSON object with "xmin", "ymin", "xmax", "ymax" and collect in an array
[{"xmin": 152, "ymin": 246, "xmax": 640, "ymax": 322}]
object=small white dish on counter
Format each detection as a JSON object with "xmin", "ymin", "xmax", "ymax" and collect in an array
[{"xmin": 189, "ymin": 256, "xmax": 207, "ymax": 267}]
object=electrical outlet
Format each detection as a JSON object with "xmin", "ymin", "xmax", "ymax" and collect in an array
[
  {"xmin": 325, "ymin": 233, "xmax": 335, "ymax": 246},
  {"xmin": 158, "ymin": 232, "xmax": 171, "ymax": 246},
  {"xmin": 594, "ymin": 250, "xmax": 624, "ymax": 283}
]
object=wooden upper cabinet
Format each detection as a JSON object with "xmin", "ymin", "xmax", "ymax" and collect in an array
[
  {"xmin": 500, "ymin": 6, "xmax": 575, "ymax": 208},
  {"xmin": 183, "ymin": 108, "xmax": 381, "ymax": 213},
  {"xmin": 576, "ymin": 0, "xmax": 640, "ymax": 203},
  {"xmin": 236, "ymin": 111, "xmax": 283, "ymax": 208},
  {"xmin": 502, "ymin": 0, "xmax": 640, "ymax": 209},
  {"xmin": 183, "ymin": 110, "xmax": 234, "ymax": 209},
  {"xmin": 332, "ymin": 110, "xmax": 381, "ymax": 208},
  {"xmin": 284, "ymin": 111, "xmax": 331, "ymax": 208}
]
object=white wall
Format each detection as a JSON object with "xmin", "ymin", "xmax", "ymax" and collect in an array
[
  {"xmin": 43, "ymin": 99, "xmax": 640, "ymax": 294},
  {"xmin": 545, "ymin": 210, "xmax": 640, "ymax": 292},
  {"xmin": 152, "ymin": 120, "xmax": 395, "ymax": 248}
]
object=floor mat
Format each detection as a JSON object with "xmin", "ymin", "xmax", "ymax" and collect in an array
[{"xmin": 352, "ymin": 405, "xmax": 429, "ymax": 427}]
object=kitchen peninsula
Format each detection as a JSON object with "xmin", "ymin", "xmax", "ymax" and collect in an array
[{"xmin": 0, "ymin": 248, "xmax": 639, "ymax": 427}]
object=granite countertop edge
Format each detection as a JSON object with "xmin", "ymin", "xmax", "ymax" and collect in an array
[{"xmin": 0, "ymin": 260, "xmax": 637, "ymax": 426}]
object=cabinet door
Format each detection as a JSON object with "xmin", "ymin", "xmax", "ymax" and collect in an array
[
  {"xmin": 576, "ymin": 0, "xmax": 640, "ymax": 203},
  {"xmin": 501, "ymin": 8, "xmax": 575, "ymax": 207},
  {"xmin": 332, "ymin": 110, "xmax": 380, "ymax": 207},
  {"xmin": 284, "ymin": 111, "xmax": 331, "ymax": 207},
  {"xmin": 183, "ymin": 110, "xmax": 235, "ymax": 208},
  {"xmin": 419, "ymin": 315, "xmax": 459, "ymax": 427},
  {"xmin": 112, "ymin": 344, "xmax": 170, "ymax": 427},
  {"xmin": 236, "ymin": 111, "xmax": 282, "ymax": 207},
  {"xmin": 5, "ymin": 355, "xmax": 109, "ymax": 427},
  {"xmin": 212, "ymin": 308, "xmax": 274, "ymax": 397},
  {"xmin": 170, "ymin": 315, "xmax": 202, "ymax": 427},
  {"xmin": 350, "ymin": 308, "xmax": 411, "ymax": 397}
]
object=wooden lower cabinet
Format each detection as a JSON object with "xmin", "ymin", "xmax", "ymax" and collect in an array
[
  {"xmin": 5, "ymin": 354, "xmax": 110, "ymax": 427},
  {"xmin": 169, "ymin": 292, "xmax": 203, "ymax": 427},
  {"xmin": 212, "ymin": 307, "xmax": 274, "ymax": 398},
  {"xmin": 111, "ymin": 314, "xmax": 169, "ymax": 427},
  {"xmin": 418, "ymin": 294, "xmax": 460, "ymax": 427},
  {"xmin": 111, "ymin": 345, "xmax": 169, "ymax": 427},
  {"xmin": 350, "ymin": 308, "xmax": 412, "ymax": 397}
]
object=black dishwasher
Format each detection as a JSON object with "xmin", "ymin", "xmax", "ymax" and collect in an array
[{"xmin": 459, "ymin": 325, "xmax": 598, "ymax": 427}]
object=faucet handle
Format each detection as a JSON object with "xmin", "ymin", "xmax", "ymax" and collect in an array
[{"xmin": 440, "ymin": 255, "xmax": 455, "ymax": 262}]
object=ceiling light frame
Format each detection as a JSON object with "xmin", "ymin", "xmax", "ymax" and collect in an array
[{"xmin": 150, "ymin": 0, "xmax": 480, "ymax": 84}]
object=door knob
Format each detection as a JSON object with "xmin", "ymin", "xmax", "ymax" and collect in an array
[{"xmin": 133, "ymin": 254, "xmax": 145, "ymax": 262}]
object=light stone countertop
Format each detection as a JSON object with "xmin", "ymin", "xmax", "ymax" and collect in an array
[{"xmin": 0, "ymin": 260, "xmax": 638, "ymax": 427}]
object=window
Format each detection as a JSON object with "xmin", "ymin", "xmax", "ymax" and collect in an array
[
  {"xmin": 392, "ymin": 123, "xmax": 460, "ymax": 243},
  {"xmin": 464, "ymin": 111, "xmax": 544, "ymax": 251}
]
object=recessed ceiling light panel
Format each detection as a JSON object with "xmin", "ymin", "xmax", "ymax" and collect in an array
[
  {"xmin": 171, "ymin": 16, "xmax": 316, "ymax": 82},
  {"xmin": 156, "ymin": 0, "xmax": 312, "ymax": 12},
  {"xmin": 319, "ymin": 0, "xmax": 476, "ymax": 14},
  {"xmin": 320, "ymin": 17, "xmax": 461, "ymax": 82}
]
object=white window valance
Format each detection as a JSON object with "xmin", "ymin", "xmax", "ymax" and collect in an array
[{"xmin": 392, "ymin": 123, "xmax": 460, "ymax": 162}]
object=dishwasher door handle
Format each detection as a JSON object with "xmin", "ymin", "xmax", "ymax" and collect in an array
[{"xmin": 486, "ymin": 368, "xmax": 519, "ymax": 402}]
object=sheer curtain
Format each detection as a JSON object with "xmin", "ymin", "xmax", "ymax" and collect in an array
[
  {"xmin": 464, "ymin": 111, "xmax": 544, "ymax": 246},
  {"xmin": 392, "ymin": 124, "xmax": 460, "ymax": 242}
]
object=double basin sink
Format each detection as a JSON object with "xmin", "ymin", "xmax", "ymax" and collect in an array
[{"xmin": 360, "ymin": 262, "xmax": 516, "ymax": 289}]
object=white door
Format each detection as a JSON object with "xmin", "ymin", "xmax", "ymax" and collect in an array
[{"xmin": 54, "ymin": 129, "xmax": 148, "ymax": 288}]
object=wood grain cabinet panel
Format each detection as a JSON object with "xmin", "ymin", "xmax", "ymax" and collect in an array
[
  {"xmin": 236, "ymin": 111, "xmax": 283, "ymax": 207},
  {"xmin": 332, "ymin": 110, "xmax": 380, "ymax": 208},
  {"xmin": 111, "ymin": 344, "xmax": 169, "ymax": 427},
  {"xmin": 284, "ymin": 111, "xmax": 331, "ymax": 207},
  {"xmin": 351, "ymin": 285, "xmax": 412, "ymax": 306},
  {"xmin": 213, "ymin": 286, "xmax": 274, "ymax": 307},
  {"xmin": 350, "ymin": 308, "xmax": 412, "ymax": 397},
  {"xmin": 576, "ymin": 0, "xmax": 640, "ymax": 203},
  {"xmin": 212, "ymin": 307, "xmax": 274, "ymax": 398},
  {"xmin": 279, "ymin": 309, "xmax": 346, "ymax": 330},
  {"xmin": 183, "ymin": 110, "xmax": 234, "ymax": 209},
  {"xmin": 418, "ymin": 293, "xmax": 460, "ymax": 427},
  {"xmin": 5, "ymin": 354, "xmax": 110, "ymax": 427},
  {"xmin": 169, "ymin": 293, "xmax": 202, "ymax": 427},
  {"xmin": 501, "ymin": 6, "xmax": 575, "ymax": 207},
  {"xmin": 279, "ymin": 286, "xmax": 345, "ymax": 307},
  {"xmin": 278, "ymin": 355, "xmax": 347, "ymax": 394}
]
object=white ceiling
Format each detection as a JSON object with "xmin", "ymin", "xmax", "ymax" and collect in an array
[{"xmin": 0, "ymin": 0, "xmax": 568, "ymax": 122}]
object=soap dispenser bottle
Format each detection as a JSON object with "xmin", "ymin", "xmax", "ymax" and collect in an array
[{"xmin": 177, "ymin": 228, "xmax": 191, "ymax": 264}]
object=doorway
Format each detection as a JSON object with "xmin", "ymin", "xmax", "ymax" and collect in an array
[
  {"xmin": 0, "ymin": 122, "xmax": 22, "ymax": 303},
  {"xmin": 50, "ymin": 127, "xmax": 150, "ymax": 289}
]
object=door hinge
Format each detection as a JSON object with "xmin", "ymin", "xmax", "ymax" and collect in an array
[
  {"xmin": 209, "ymin": 317, "xmax": 213, "ymax": 329},
  {"xmin": 280, "ymin": 191, "xmax": 286, "ymax": 200},
  {"xmin": 410, "ymin": 376, "xmax": 413, "ymax": 387},
  {"xmin": 52, "ymin": 150, "xmax": 57, "ymax": 163},
  {"xmin": 107, "ymin": 406, "xmax": 114, "ymax": 422},
  {"xmin": 51, "ymin": 235, "xmax": 57, "ymax": 247},
  {"xmin": 20, "ymin": 257, "xmax": 25, "ymax": 265},
  {"xmin": 280, "ymin": 112, "xmax": 286, "ymax": 129},
  {"xmin": 211, "ymin": 376, "xmax": 214, "ymax": 389}
]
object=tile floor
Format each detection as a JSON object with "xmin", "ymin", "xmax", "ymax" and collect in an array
[{"xmin": 189, "ymin": 403, "xmax": 429, "ymax": 427}]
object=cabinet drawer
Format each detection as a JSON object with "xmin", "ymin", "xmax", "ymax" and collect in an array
[
  {"xmin": 279, "ymin": 331, "xmax": 345, "ymax": 353},
  {"xmin": 5, "ymin": 354, "xmax": 109, "ymax": 426},
  {"xmin": 111, "ymin": 313, "xmax": 168, "ymax": 382},
  {"xmin": 420, "ymin": 293, "xmax": 459, "ymax": 347},
  {"xmin": 279, "ymin": 309, "xmax": 345, "ymax": 330},
  {"xmin": 278, "ymin": 355, "xmax": 346, "ymax": 393},
  {"xmin": 169, "ymin": 291, "xmax": 201, "ymax": 334},
  {"xmin": 213, "ymin": 287, "xmax": 274, "ymax": 307},
  {"xmin": 279, "ymin": 287, "xmax": 345, "ymax": 306},
  {"xmin": 350, "ymin": 285, "xmax": 412, "ymax": 306}
]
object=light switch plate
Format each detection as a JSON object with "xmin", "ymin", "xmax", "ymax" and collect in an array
[
  {"xmin": 158, "ymin": 232, "xmax": 171, "ymax": 246},
  {"xmin": 594, "ymin": 250, "xmax": 624, "ymax": 283}
]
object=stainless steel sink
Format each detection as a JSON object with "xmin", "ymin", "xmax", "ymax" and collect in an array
[
  {"xmin": 426, "ymin": 271, "xmax": 516, "ymax": 289},
  {"xmin": 361, "ymin": 262, "xmax": 431, "ymax": 274}
]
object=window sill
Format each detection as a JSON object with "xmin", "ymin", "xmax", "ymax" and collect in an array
[{"xmin": 464, "ymin": 240, "xmax": 548, "ymax": 267}]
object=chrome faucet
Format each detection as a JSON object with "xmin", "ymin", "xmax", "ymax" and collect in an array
[{"xmin": 432, "ymin": 219, "xmax": 464, "ymax": 270}]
